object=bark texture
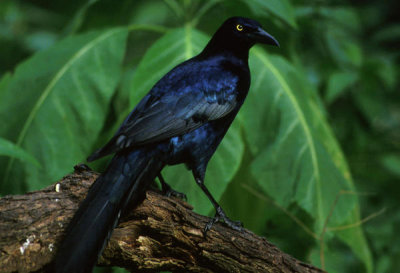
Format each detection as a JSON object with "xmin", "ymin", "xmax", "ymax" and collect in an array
[{"xmin": 0, "ymin": 166, "xmax": 325, "ymax": 273}]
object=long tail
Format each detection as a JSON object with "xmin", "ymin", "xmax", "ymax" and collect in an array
[{"xmin": 52, "ymin": 148, "xmax": 163, "ymax": 273}]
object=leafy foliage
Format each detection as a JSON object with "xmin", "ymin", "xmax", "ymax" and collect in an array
[
  {"xmin": 0, "ymin": 137, "xmax": 40, "ymax": 167},
  {"xmin": 1, "ymin": 0, "xmax": 398, "ymax": 272},
  {"xmin": 0, "ymin": 28, "xmax": 128, "ymax": 193}
]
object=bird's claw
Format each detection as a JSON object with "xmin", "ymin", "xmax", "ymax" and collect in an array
[
  {"xmin": 74, "ymin": 163, "xmax": 91, "ymax": 172},
  {"xmin": 204, "ymin": 207, "xmax": 243, "ymax": 234},
  {"xmin": 159, "ymin": 175, "xmax": 187, "ymax": 201},
  {"xmin": 164, "ymin": 188, "xmax": 187, "ymax": 201}
]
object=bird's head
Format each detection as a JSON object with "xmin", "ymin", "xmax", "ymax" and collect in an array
[
  {"xmin": 223, "ymin": 17, "xmax": 280, "ymax": 47},
  {"xmin": 202, "ymin": 17, "xmax": 279, "ymax": 58}
]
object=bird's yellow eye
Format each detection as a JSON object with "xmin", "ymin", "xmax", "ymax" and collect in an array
[{"xmin": 236, "ymin": 24, "xmax": 243, "ymax": 31}]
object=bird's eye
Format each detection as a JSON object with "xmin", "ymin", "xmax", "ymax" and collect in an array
[{"xmin": 236, "ymin": 24, "xmax": 243, "ymax": 31}]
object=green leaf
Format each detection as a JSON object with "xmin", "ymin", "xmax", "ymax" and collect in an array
[
  {"xmin": 325, "ymin": 71, "xmax": 358, "ymax": 104},
  {"xmin": 320, "ymin": 7, "xmax": 361, "ymax": 32},
  {"xmin": 373, "ymin": 57, "xmax": 397, "ymax": 89},
  {"xmin": 381, "ymin": 154, "xmax": 400, "ymax": 177},
  {"xmin": 240, "ymin": 0, "xmax": 297, "ymax": 28},
  {"xmin": 325, "ymin": 28, "xmax": 363, "ymax": 67},
  {"xmin": 0, "ymin": 28, "xmax": 129, "ymax": 193},
  {"xmin": 372, "ymin": 23, "xmax": 400, "ymax": 43},
  {"xmin": 131, "ymin": 28, "xmax": 244, "ymax": 215},
  {"xmin": 309, "ymin": 235, "xmax": 367, "ymax": 272},
  {"xmin": 0, "ymin": 72, "xmax": 11, "ymax": 98},
  {"xmin": 0, "ymin": 138, "xmax": 40, "ymax": 167},
  {"xmin": 334, "ymin": 207, "xmax": 373, "ymax": 272},
  {"xmin": 240, "ymin": 48, "xmax": 372, "ymax": 271},
  {"xmin": 352, "ymin": 78, "xmax": 389, "ymax": 125},
  {"xmin": 63, "ymin": 0, "xmax": 100, "ymax": 35}
]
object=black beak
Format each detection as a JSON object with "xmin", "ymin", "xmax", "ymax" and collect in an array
[{"xmin": 251, "ymin": 27, "xmax": 280, "ymax": 47}]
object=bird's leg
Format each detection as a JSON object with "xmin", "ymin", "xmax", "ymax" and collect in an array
[
  {"xmin": 158, "ymin": 174, "xmax": 187, "ymax": 200},
  {"xmin": 193, "ymin": 170, "xmax": 243, "ymax": 233}
]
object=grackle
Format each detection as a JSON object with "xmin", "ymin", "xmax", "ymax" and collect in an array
[{"xmin": 53, "ymin": 17, "xmax": 279, "ymax": 273}]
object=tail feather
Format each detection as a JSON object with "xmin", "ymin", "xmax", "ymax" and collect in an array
[{"xmin": 53, "ymin": 148, "xmax": 163, "ymax": 273}]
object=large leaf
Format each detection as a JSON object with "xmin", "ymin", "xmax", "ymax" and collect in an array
[
  {"xmin": 325, "ymin": 27, "xmax": 363, "ymax": 68},
  {"xmin": 240, "ymin": 0, "xmax": 297, "ymax": 28},
  {"xmin": 62, "ymin": 0, "xmax": 100, "ymax": 35},
  {"xmin": 325, "ymin": 71, "xmax": 358, "ymax": 104},
  {"xmin": 239, "ymin": 48, "xmax": 372, "ymax": 271},
  {"xmin": 0, "ymin": 138, "xmax": 40, "ymax": 167},
  {"xmin": 129, "ymin": 28, "xmax": 244, "ymax": 215},
  {"xmin": 0, "ymin": 28, "xmax": 128, "ymax": 194}
]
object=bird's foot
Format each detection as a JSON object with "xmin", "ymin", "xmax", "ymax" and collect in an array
[
  {"xmin": 74, "ymin": 163, "xmax": 91, "ymax": 172},
  {"xmin": 204, "ymin": 207, "xmax": 243, "ymax": 233},
  {"xmin": 164, "ymin": 187, "xmax": 187, "ymax": 200},
  {"xmin": 158, "ymin": 174, "xmax": 187, "ymax": 200},
  {"xmin": 161, "ymin": 182, "xmax": 187, "ymax": 200}
]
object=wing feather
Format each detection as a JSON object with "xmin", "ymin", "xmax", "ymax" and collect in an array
[{"xmin": 87, "ymin": 61, "xmax": 239, "ymax": 161}]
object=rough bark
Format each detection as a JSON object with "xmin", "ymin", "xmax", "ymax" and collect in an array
[{"xmin": 0, "ymin": 166, "xmax": 325, "ymax": 273}]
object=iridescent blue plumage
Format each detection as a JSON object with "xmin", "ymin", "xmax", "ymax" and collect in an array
[{"xmin": 53, "ymin": 16, "xmax": 279, "ymax": 273}]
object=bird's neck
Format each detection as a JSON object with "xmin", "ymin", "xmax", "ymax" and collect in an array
[{"xmin": 199, "ymin": 36, "xmax": 251, "ymax": 61}]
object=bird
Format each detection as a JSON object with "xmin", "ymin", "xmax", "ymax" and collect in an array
[{"xmin": 52, "ymin": 16, "xmax": 279, "ymax": 273}]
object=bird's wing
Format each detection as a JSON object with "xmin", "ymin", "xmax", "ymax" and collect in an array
[
  {"xmin": 87, "ymin": 67, "xmax": 239, "ymax": 161},
  {"xmin": 122, "ymin": 91, "xmax": 236, "ymax": 144}
]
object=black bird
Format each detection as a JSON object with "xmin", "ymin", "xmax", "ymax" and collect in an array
[{"xmin": 53, "ymin": 16, "xmax": 279, "ymax": 273}]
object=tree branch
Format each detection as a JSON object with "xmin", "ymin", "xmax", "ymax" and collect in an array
[{"xmin": 0, "ymin": 166, "xmax": 325, "ymax": 273}]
